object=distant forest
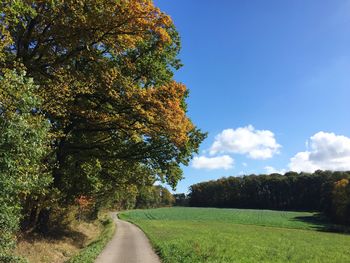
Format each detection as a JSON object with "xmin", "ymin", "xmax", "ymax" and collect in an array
[{"xmin": 188, "ymin": 171, "xmax": 350, "ymax": 225}]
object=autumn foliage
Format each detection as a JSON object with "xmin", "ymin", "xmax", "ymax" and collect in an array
[{"xmin": 1, "ymin": 0, "xmax": 205, "ymax": 194}]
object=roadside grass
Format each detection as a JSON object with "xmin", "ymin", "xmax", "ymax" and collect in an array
[
  {"xmin": 120, "ymin": 207, "xmax": 350, "ymax": 263},
  {"xmin": 67, "ymin": 214, "xmax": 115, "ymax": 263},
  {"xmin": 15, "ymin": 213, "xmax": 115, "ymax": 263}
]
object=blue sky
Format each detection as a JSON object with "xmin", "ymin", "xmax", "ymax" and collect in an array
[{"xmin": 154, "ymin": 0, "xmax": 350, "ymax": 193}]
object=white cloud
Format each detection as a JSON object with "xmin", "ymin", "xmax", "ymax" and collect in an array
[
  {"xmin": 192, "ymin": 155, "xmax": 234, "ymax": 170},
  {"xmin": 209, "ymin": 125, "xmax": 281, "ymax": 159},
  {"xmin": 242, "ymin": 162, "xmax": 248, "ymax": 167},
  {"xmin": 264, "ymin": 166, "xmax": 286, "ymax": 175},
  {"xmin": 289, "ymin": 131, "xmax": 350, "ymax": 172}
]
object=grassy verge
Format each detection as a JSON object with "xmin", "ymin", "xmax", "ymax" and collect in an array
[
  {"xmin": 15, "ymin": 213, "xmax": 116, "ymax": 263},
  {"xmin": 66, "ymin": 214, "xmax": 115, "ymax": 263},
  {"xmin": 120, "ymin": 207, "xmax": 350, "ymax": 263}
]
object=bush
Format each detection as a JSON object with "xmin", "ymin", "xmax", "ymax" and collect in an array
[{"xmin": 0, "ymin": 70, "xmax": 51, "ymax": 261}]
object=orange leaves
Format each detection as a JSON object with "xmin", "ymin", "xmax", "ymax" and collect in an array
[
  {"xmin": 76, "ymin": 195, "xmax": 93, "ymax": 208},
  {"xmin": 155, "ymin": 27, "xmax": 172, "ymax": 43},
  {"xmin": 54, "ymin": 0, "xmax": 173, "ymax": 49},
  {"xmin": 332, "ymin": 179, "xmax": 350, "ymax": 223},
  {"xmin": 133, "ymin": 81, "xmax": 194, "ymax": 146},
  {"xmin": 66, "ymin": 76, "xmax": 193, "ymax": 147},
  {"xmin": 334, "ymin": 178, "xmax": 349, "ymax": 188}
]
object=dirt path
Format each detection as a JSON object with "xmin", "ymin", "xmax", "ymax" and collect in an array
[{"xmin": 95, "ymin": 213, "xmax": 161, "ymax": 263}]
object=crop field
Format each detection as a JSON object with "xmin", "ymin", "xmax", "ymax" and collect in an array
[{"xmin": 120, "ymin": 207, "xmax": 350, "ymax": 263}]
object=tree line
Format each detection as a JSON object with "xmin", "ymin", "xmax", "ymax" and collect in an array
[
  {"xmin": 0, "ymin": 1, "xmax": 204, "ymax": 261},
  {"xmin": 189, "ymin": 171, "xmax": 350, "ymax": 225}
]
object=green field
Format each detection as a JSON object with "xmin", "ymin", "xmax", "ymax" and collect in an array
[{"xmin": 120, "ymin": 207, "xmax": 350, "ymax": 263}]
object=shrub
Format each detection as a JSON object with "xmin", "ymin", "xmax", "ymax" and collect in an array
[{"xmin": 0, "ymin": 70, "xmax": 51, "ymax": 261}]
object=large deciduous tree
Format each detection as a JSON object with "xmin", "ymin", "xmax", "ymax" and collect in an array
[{"xmin": 0, "ymin": 0, "xmax": 205, "ymax": 225}]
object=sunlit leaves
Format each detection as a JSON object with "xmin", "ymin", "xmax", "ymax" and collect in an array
[{"xmin": 0, "ymin": 70, "xmax": 51, "ymax": 261}]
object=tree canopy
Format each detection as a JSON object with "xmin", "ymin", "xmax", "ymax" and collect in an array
[{"xmin": 1, "ymin": 0, "xmax": 205, "ymax": 190}]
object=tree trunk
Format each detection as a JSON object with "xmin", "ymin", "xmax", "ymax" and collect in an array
[
  {"xmin": 36, "ymin": 207, "xmax": 51, "ymax": 234},
  {"xmin": 21, "ymin": 198, "xmax": 39, "ymax": 231}
]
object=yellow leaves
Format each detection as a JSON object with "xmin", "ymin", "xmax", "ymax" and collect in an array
[
  {"xmin": 333, "ymin": 179, "xmax": 349, "ymax": 204},
  {"xmin": 155, "ymin": 27, "xmax": 172, "ymax": 43},
  {"xmin": 103, "ymin": 67, "xmax": 121, "ymax": 87},
  {"xmin": 41, "ymin": 77, "xmax": 74, "ymax": 119},
  {"xmin": 133, "ymin": 81, "xmax": 194, "ymax": 146},
  {"xmin": 0, "ymin": 25, "xmax": 12, "ymax": 62},
  {"xmin": 335, "ymin": 178, "xmax": 349, "ymax": 188},
  {"xmin": 114, "ymin": 0, "xmax": 173, "ymax": 46},
  {"xmin": 332, "ymin": 178, "xmax": 350, "ymax": 222}
]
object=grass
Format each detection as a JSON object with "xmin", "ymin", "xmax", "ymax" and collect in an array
[
  {"xmin": 120, "ymin": 207, "xmax": 350, "ymax": 263},
  {"xmin": 15, "ymin": 213, "xmax": 115, "ymax": 263},
  {"xmin": 67, "ymin": 214, "xmax": 115, "ymax": 263}
]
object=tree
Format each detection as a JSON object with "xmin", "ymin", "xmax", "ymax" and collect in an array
[
  {"xmin": 173, "ymin": 194, "xmax": 189, "ymax": 206},
  {"xmin": 158, "ymin": 185, "xmax": 175, "ymax": 206},
  {"xmin": 332, "ymin": 179, "xmax": 350, "ymax": 224},
  {"xmin": 1, "ymin": 0, "xmax": 205, "ymax": 227},
  {"xmin": 136, "ymin": 185, "xmax": 174, "ymax": 208},
  {"xmin": 0, "ymin": 69, "xmax": 51, "ymax": 261}
]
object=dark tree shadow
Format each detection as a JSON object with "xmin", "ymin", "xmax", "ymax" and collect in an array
[
  {"xmin": 18, "ymin": 224, "xmax": 89, "ymax": 249},
  {"xmin": 293, "ymin": 213, "xmax": 350, "ymax": 235}
]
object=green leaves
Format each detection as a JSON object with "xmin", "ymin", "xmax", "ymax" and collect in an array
[{"xmin": 0, "ymin": 70, "xmax": 51, "ymax": 260}]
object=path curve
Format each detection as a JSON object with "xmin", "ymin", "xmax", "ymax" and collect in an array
[{"xmin": 95, "ymin": 213, "xmax": 161, "ymax": 263}]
